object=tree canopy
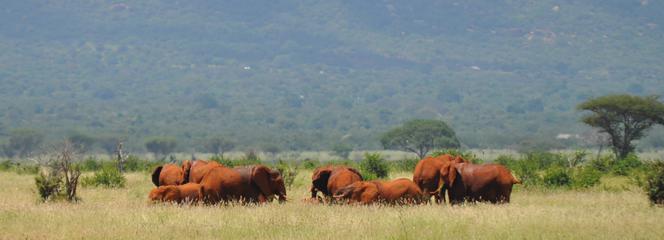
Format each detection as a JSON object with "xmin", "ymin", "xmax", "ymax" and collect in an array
[
  {"xmin": 380, "ymin": 119, "xmax": 460, "ymax": 159},
  {"xmin": 578, "ymin": 94, "xmax": 664, "ymax": 159}
]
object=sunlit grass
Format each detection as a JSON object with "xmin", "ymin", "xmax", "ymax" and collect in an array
[{"xmin": 0, "ymin": 171, "xmax": 662, "ymax": 239}]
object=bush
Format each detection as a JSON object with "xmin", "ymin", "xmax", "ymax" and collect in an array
[
  {"xmin": 566, "ymin": 150, "xmax": 588, "ymax": 168},
  {"xmin": 81, "ymin": 167, "xmax": 126, "ymax": 188},
  {"xmin": 588, "ymin": 155, "xmax": 615, "ymax": 173},
  {"xmin": 14, "ymin": 163, "xmax": 39, "ymax": 175},
  {"xmin": 522, "ymin": 152, "xmax": 567, "ymax": 169},
  {"xmin": 359, "ymin": 153, "xmax": 389, "ymax": 180},
  {"xmin": 543, "ymin": 167, "xmax": 571, "ymax": 187},
  {"xmin": 300, "ymin": 159, "xmax": 320, "ymax": 170},
  {"xmin": 124, "ymin": 155, "xmax": 152, "ymax": 172},
  {"xmin": 327, "ymin": 159, "xmax": 357, "ymax": 167},
  {"xmin": 612, "ymin": 153, "xmax": 643, "ymax": 176},
  {"xmin": 572, "ymin": 167, "xmax": 602, "ymax": 189},
  {"xmin": 0, "ymin": 160, "xmax": 12, "ymax": 171},
  {"xmin": 35, "ymin": 141, "xmax": 81, "ymax": 202},
  {"xmin": 645, "ymin": 161, "xmax": 664, "ymax": 205},
  {"xmin": 275, "ymin": 160, "xmax": 298, "ymax": 190},
  {"xmin": 494, "ymin": 155, "xmax": 518, "ymax": 169},
  {"xmin": 80, "ymin": 157, "xmax": 101, "ymax": 171},
  {"xmin": 496, "ymin": 155, "xmax": 541, "ymax": 186},
  {"xmin": 35, "ymin": 170, "xmax": 63, "ymax": 201},
  {"xmin": 211, "ymin": 155, "xmax": 235, "ymax": 167}
]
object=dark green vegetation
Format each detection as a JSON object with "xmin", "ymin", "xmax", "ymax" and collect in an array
[
  {"xmin": 359, "ymin": 152, "xmax": 390, "ymax": 180},
  {"xmin": 645, "ymin": 161, "xmax": 664, "ymax": 205},
  {"xmin": 80, "ymin": 166, "xmax": 126, "ymax": 188},
  {"xmin": 34, "ymin": 142, "xmax": 81, "ymax": 202},
  {"xmin": 1, "ymin": 1, "xmax": 663, "ymax": 152},
  {"xmin": 578, "ymin": 95, "xmax": 664, "ymax": 159}
]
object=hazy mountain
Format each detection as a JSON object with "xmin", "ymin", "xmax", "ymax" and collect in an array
[{"xmin": 1, "ymin": 1, "xmax": 663, "ymax": 152}]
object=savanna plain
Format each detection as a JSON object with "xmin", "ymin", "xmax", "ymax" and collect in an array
[{"xmin": 0, "ymin": 170, "xmax": 662, "ymax": 240}]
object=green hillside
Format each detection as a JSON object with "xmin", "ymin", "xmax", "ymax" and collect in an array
[{"xmin": 1, "ymin": 1, "xmax": 663, "ymax": 152}]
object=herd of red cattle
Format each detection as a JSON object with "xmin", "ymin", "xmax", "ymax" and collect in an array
[{"xmin": 149, "ymin": 154, "xmax": 521, "ymax": 205}]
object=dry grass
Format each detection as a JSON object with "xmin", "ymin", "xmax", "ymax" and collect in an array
[{"xmin": 0, "ymin": 171, "xmax": 663, "ymax": 240}]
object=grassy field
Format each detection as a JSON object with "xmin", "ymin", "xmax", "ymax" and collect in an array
[{"xmin": 0, "ymin": 170, "xmax": 663, "ymax": 240}]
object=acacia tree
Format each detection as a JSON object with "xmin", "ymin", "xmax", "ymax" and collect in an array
[
  {"xmin": 578, "ymin": 94, "xmax": 664, "ymax": 159},
  {"xmin": 380, "ymin": 119, "xmax": 460, "ymax": 159}
]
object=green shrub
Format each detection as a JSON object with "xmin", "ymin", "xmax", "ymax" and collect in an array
[
  {"xmin": 543, "ymin": 167, "xmax": 571, "ymax": 187},
  {"xmin": 124, "ymin": 155, "xmax": 152, "ymax": 172},
  {"xmin": 234, "ymin": 158, "xmax": 261, "ymax": 166},
  {"xmin": 644, "ymin": 161, "xmax": 664, "ymax": 205},
  {"xmin": 210, "ymin": 155, "xmax": 232, "ymax": 166},
  {"xmin": 612, "ymin": 153, "xmax": 643, "ymax": 176},
  {"xmin": 522, "ymin": 152, "xmax": 567, "ymax": 169},
  {"xmin": 494, "ymin": 155, "xmax": 518, "ymax": 169},
  {"xmin": 35, "ymin": 171, "xmax": 63, "ymax": 201},
  {"xmin": 572, "ymin": 167, "xmax": 602, "ymax": 189},
  {"xmin": 327, "ymin": 159, "xmax": 357, "ymax": 167},
  {"xmin": 80, "ymin": 157, "xmax": 101, "ymax": 171},
  {"xmin": 361, "ymin": 171, "xmax": 379, "ymax": 181},
  {"xmin": 14, "ymin": 164, "xmax": 39, "ymax": 175},
  {"xmin": 359, "ymin": 153, "xmax": 389, "ymax": 180},
  {"xmin": 0, "ymin": 160, "xmax": 12, "ymax": 171},
  {"xmin": 275, "ymin": 160, "xmax": 298, "ymax": 190},
  {"xmin": 300, "ymin": 159, "xmax": 320, "ymax": 170},
  {"xmin": 81, "ymin": 167, "xmax": 126, "ymax": 188},
  {"xmin": 510, "ymin": 156, "xmax": 542, "ymax": 186},
  {"xmin": 588, "ymin": 155, "xmax": 615, "ymax": 173},
  {"xmin": 494, "ymin": 155, "xmax": 537, "ymax": 186},
  {"xmin": 566, "ymin": 150, "xmax": 588, "ymax": 168}
]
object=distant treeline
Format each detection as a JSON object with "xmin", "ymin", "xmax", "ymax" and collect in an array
[{"xmin": 1, "ymin": 1, "xmax": 664, "ymax": 150}]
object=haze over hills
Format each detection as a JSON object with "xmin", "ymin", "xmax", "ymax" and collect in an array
[{"xmin": 1, "ymin": 1, "xmax": 663, "ymax": 152}]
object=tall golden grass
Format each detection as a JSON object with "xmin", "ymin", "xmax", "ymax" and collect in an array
[{"xmin": 0, "ymin": 171, "xmax": 662, "ymax": 239}]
